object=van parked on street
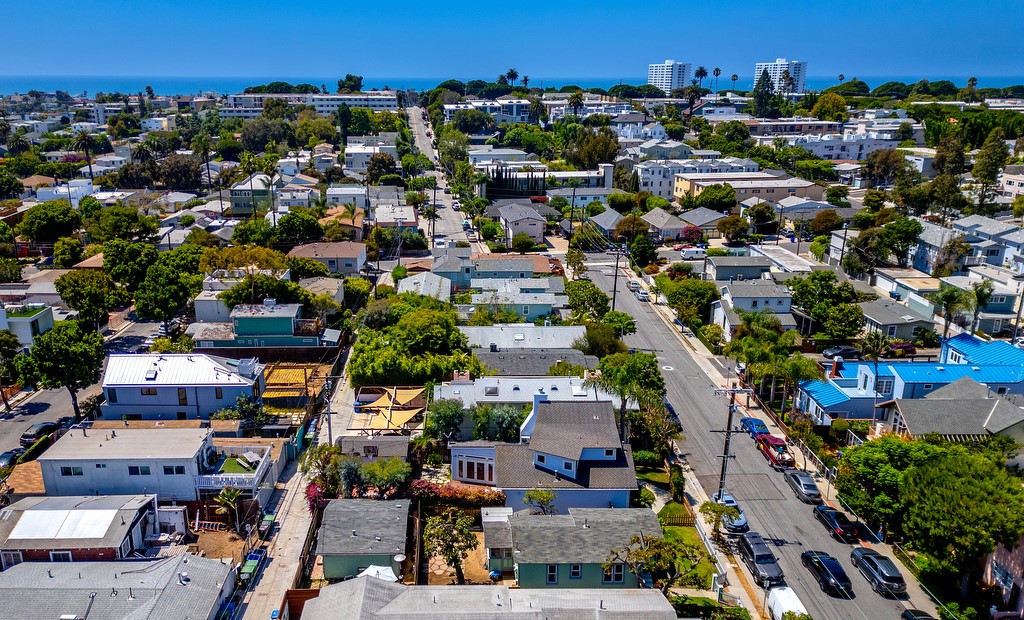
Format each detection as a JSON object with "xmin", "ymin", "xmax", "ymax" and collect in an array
[
  {"xmin": 681, "ymin": 248, "xmax": 707, "ymax": 260},
  {"xmin": 766, "ymin": 586, "xmax": 807, "ymax": 620}
]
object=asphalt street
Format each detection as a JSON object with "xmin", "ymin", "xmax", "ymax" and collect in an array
[
  {"xmin": 0, "ymin": 318, "xmax": 161, "ymax": 454},
  {"xmin": 584, "ymin": 262, "xmax": 927, "ymax": 620}
]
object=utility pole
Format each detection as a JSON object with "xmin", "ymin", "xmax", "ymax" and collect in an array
[
  {"xmin": 610, "ymin": 244, "xmax": 630, "ymax": 312},
  {"xmin": 711, "ymin": 383, "xmax": 753, "ymax": 501},
  {"xmin": 324, "ymin": 379, "xmax": 334, "ymax": 446},
  {"xmin": 567, "ymin": 181, "xmax": 578, "ymax": 245}
]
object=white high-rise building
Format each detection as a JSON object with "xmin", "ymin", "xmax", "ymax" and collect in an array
[
  {"xmin": 648, "ymin": 60, "xmax": 692, "ymax": 95},
  {"xmin": 754, "ymin": 58, "xmax": 808, "ymax": 94}
]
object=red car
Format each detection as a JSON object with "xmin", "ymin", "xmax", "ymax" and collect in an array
[
  {"xmin": 883, "ymin": 342, "xmax": 917, "ymax": 358},
  {"xmin": 756, "ymin": 435, "xmax": 796, "ymax": 470}
]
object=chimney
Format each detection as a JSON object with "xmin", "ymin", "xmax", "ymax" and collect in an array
[
  {"xmin": 490, "ymin": 343, "xmax": 498, "ymax": 352},
  {"xmin": 829, "ymin": 360, "xmax": 841, "ymax": 378}
]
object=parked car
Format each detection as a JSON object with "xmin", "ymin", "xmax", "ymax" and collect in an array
[
  {"xmin": 681, "ymin": 248, "xmax": 707, "ymax": 260},
  {"xmin": 813, "ymin": 505, "xmax": 859, "ymax": 543},
  {"xmin": 801, "ymin": 551, "xmax": 853, "ymax": 597},
  {"xmin": 756, "ymin": 435, "xmax": 796, "ymax": 470},
  {"xmin": 635, "ymin": 290, "xmax": 650, "ymax": 302},
  {"xmin": 20, "ymin": 422, "xmax": 60, "ymax": 447},
  {"xmin": 0, "ymin": 448, "xmax": 25, "ymax": 469},
  {"xmin": 711, "ymin": 492, "xmax": 749, "ymax": 533},
  {"xmin": 851, "ymin": 548, "xmax": 906, "ymax": 597},
  {"xmin": 822, "ymin": 345, "xmax": 862, "ymax": 360},
  {"xmin": 901, "ymin": 611, "xmax": 936, "ymax": 620},
  {"xmin": 784, "ymin": 471, "xmax": 823, "ymax": 503},
  {"xmin": 883, "ymin": 342, "xmax": 917, "ymax": 358},
  {"xmin": 737, "ymin": 532, "xmax": 784, "ymax": 587},
  {"xmin": 739, "ymin": 417, "xmax": 770, "ymax": 438}
]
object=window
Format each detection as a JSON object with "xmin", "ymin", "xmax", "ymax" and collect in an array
[
  {"xmin": 564, "ymin": 461, "xmax": 573, "ymax": 471},
  {"xmin": 887, "ymin": 325, "xmax": 898, "ymax": 337},
  {"xmin": 603, "ymin": 563, "xmax": 625, "ymax": 583},
  {"xmin": 923, "ymin": 384, "xmax": 933, "ymax": 390},
  {"xmin": 178, "ymin": 388, "xmax": 188, "ymax": 406},
  {"xmin": 0, "ymin": 551, "xmax": 22, "ymax": 570},
  {"xmin": 522, "ymin": 305, "xmax": 529, "ymax": 316},
  {"xmin": 605, "ymin": 449, "xmax": 615, "ymax": 457},
  {"xmin": 876, "ymin": 379, "xmax": 893, "ymax": 394},
  {"xmin": 536, "ymin": 454, "xmax": 546, "ymax": 464},
  {"xmin": 215, "ymin": 387, "xmax": 223, "ymax": 399},
  {"xmin": 751, "ymin": 300, "xmax": 758, "ymax": 308},
  {"xmin": 107, "ymin": 388, "xmax": 117, "ymax": 404},
  {"xmin": 570, "ymin": 564, "xmax": 582, "ymax": 579},
  {"xmin": 949, "ymin": 351, "xmax": 963, "ymax": 364},
  {"xmin": 95, "ymin": 463, "xmax": 106, "ymax": 468},
  {"xmin": 128, "ymin": 466, "xmax": 151, "ymax": 476},
  {"xmin": 49, "ymin": 551, "xmax": 73, "ymax": 562},
  {"xmin": 60, "ymin": 466, "xmax": 83, "ymax": 477},
  {"xmin": 163, "ymin": 465, "xmax": 186, "ymax": 475},
  {"xmin": 998, "ymin": 386, "xmax": 1009, "ymax": 395},
  {"xmin": 546, "ymin": 564, "xmax": 558, "ymax": 584},
  {"xmin": 141, "ymin": 387, "xmax": 157, "ymax": 396},
  {"xmin": 992, "ymin": 295, "xmax": 1007, "ymax": 304}
]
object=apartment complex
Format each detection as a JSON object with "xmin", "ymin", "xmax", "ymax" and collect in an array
[
  {"xmin": 753, "ymin": 58, "xmax": 808, "ymax": 93},
  {"xmin": 221, "ymin": 92, "xmax": 399, "ymax": 119},
  {"xmin": 647, "ymin": 59, "xmax": 691, "ymax": 95}
]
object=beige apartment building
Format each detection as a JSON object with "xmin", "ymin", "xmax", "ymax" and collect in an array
[{"xmin": 674, "ymin": 171, "xmax": 825, "ymax": 203}]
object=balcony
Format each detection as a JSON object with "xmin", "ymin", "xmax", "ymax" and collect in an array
[
  {"xmin": 195, "ymin": 445, "xmax": 271, "ymax": 491},
  {"xmin": 294, "ymin": 318, "xmax": 322, "ymax": 336}
]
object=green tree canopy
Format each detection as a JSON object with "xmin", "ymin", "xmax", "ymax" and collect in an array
[
  {"xmin": 54, "ymin": 270, "xmax": 127, "ymax": 328},
  {"xmin": 17, "ymin": 320, "xmax": 104, "ymax": 420},
  {"xmin": 15, "ymin": 200, "xmax": 82, "ymax": 243},
  {"xmin": 135, "ymin": 261, "xmax": 203, "ymax": 328},
  {"xmin": 52, "ymin": 236, "xmax": 84, "ymax": 268},
  {"xmin": 566, "ymin": 280, "xmax": 610, "ymax": 320},
  {"xmin": 219, "ymin": 273, "xmax": 312, "ymax": 309},
  {"xmin": 102, "ymin": 239, "xmax": 159, "ymax": 291},
  {"xmin": 423, "ymin": 509, "xmax": 478, "ymax": 585}
]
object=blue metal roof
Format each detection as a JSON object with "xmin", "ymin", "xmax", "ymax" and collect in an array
[
  {"xmin": 945, "ymin": 334, "xmax": 1024, "ymax": 366},
  {"xmin": 888, "ymin": 363, "xmax": 1024, "ymax": 384},
  {"xmin": 799, "ymin": 380, "xmax": 850, "ymax": 407}
]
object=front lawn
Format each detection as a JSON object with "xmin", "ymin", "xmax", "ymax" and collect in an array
[{"xmin": 636, "ymin": 465, "xmax": 670, "ymax": 489}]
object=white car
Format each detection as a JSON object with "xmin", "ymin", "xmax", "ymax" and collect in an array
[
  {"xmin": 1013, "ymin": 337, "xmax": 1024, "ymax": 350},
  {"xmin": 434, "ymin": 239, "xmax": 447, "ymax": 249}
]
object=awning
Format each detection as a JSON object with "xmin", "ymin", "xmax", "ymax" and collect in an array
[
  {"xmin": 357, "ymin": 565, "xmax": 398, "ymax": 581},
  {"xmin": 367, "ymin": 408, "xmax": 421, "ymax": 430}
]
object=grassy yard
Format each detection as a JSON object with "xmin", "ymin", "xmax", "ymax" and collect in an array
[
  {"xmin": 659, "ymin": 503, "xmax": 715, "ymax": 587},
  {"xmin": 636, "ymin": 465, "xmax": 670, "ymax": 489},
  {"xmin": 217, "ymin": 456, "xmax": 255, "ymax": 474}
]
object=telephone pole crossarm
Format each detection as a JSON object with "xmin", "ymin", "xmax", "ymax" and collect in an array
[{"xmin": 711, "ymin": 385, "xmax": 754, "ymax": 503}]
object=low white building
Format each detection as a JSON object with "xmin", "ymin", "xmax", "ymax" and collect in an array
[
  {"xmin": 35, "ymin": 179, "xmax": 95, "ymax": 207},
  {"xmin": 326, "ymin": 186, "xmax": 369, "ymax": 209},
  {"xmin": 0, "ymin": 303, "xmax": 54, "ymax": 351},
  {"xmin": 760, "ymin": 132, "xmax": 902, "ymax": 161},
  {"xmin": 637, "ymin": 157, "xmax": 759, "ymax": 200},
  {"xmin": 344, "ymin": 144, "xmax": 398, "ymax": 173},
  {"xmin": 141, "ymin": 116, "xmax": 175, "ymax": 132},
  {"xmin": 99, "ymin": 353, "xmax": 266, "ymax": 421},
  {"xmin": 499, "ymin": 204, "xmax": 546, "ymax": 245}
]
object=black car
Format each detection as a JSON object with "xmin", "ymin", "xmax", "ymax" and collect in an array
[
  {"xmin": 901, "ymin": 611, "xmax": 936, "ymax": 620},
  {"xmin": 0, "ymin": 447, "xmax": 25, "ymax": 469},
  {"xmin": 801, "ymin": 550, "xmax": 853, "ymax": 597},
  {"xmin": 851, "ymin": 548, "xmax": 906, "ymax": 597},
  {"xmin": 20, "ymin": 422, "xmax": 60, "ymax": 447},
  {"xmin": 822, "ymin": 345, "xmax": 862, "ymax": 360},
  {"xmin": 813, "ymin": 505, "xmax": 859, "ymax": 542}
]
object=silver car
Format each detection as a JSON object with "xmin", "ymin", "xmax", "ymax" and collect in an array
[{"xmin": 784, "ymin": 471, "xmax": 822, "ymax": 504}]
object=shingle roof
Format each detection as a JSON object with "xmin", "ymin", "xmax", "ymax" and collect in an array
[
  {"xmin": 858, "ymin": 299, "xmax": 932, "ymax": 326},
  {"xmin": 590, "ymin": 208, "xmax": 624, "ymax": 231},
  {"xmin": 896, "ymin": 378, "xmax": 1024, "ymax": 436},
  {"xmin": 679, "ymin": 207, "xmax": 727, "ymax": 227},
  {"xmin": 317, "ymin": 500, "xmax": 408, "ymax": 557},
  {"xmin": 509, "ymin": 508, "xmax": 661, "ymax": 565},
  {"xmin": 301, "ymin": 576, "xmax": 678, "ymax": 619},
  {"xmin": 641, "ymin": 207, "xmax": 686, "ymax": 231},
  {"xmin": 529, "ymin": 401, "xmax": 620, "ymax": 459},
  {"xmin": 495, "ymin": 443, "xmax": 636, "ymax": 491},
  {"xmin": 474, "ymin": 349, "xmax": 598, "ymax": 376},
  {"xmin": 397, "ymin": 273, "xmax": 452, "ymax": 301},
  {"xmin": 336, "ymin": 436, "xmax": 410, "ymax": 461},
  {"xmin": 287, "ymin": 241, "xmax": 366, "ymax": 259},
  {"xmin": 498, "ymin": 204, "xmax": 546, "ymax": 223},
  {"xmin": 0, "ymin": 553, "xmax": 231, "ymax": 620}
]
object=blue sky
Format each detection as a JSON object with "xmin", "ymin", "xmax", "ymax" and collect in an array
[{"xmin": 3, "ymin": 0, "xmax": 1021, "ymax": 81}]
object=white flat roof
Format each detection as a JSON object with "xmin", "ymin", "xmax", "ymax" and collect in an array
[
  {"xmin": 40, "ymin": 428, "xmax": 210, "ymax": 461},
  {"xmin": 103, "ymin": 353, "xmax": 256, "ymax": 387},
  {"xmin": 11, "ymin": 509, "xmax": 118, "ymax": 539}
]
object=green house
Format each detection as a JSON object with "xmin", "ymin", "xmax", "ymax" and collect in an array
[
  {"xmin": 316, "ymin": 499, "xmax": 408, "ymax": 581},
  {"xmin": 483, "ymin": 507, "xmax": 662, "ymax": 588},
  {"xmin": 187, "ymin": 301, "xmax": 340, "ymax": 349}
]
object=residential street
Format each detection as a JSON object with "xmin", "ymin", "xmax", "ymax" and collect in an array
[{"xmin": 583, "ymin": 261, "xmax": 937, "ymax": 619}]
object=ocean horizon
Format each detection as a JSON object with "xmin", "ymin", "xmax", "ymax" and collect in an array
[{"xmin": 2, "ymin": 74, "xmax": 1023, "ymax": 97}]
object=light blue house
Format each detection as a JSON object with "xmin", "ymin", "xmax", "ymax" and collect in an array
[
  {"xmin": 941, "ymin": 333, "xmax": 1024, "ymax": 366},
  {"xmin": 468, "ymin": 278, "xmax": 568, "ymax": 322},
  {"xmin": 431, "ymin": 250, "xmax": 537, "ymax": 290},
  {"xmin": 100, "ymin": 354, "xmax": 265, "ymax": 421},
  {"xmin": 187, "ymin": 301, "xmax": 341, "ymax": 349},
  {"xmin": 797, "ymin": 357, "xmax": 1024, "ymax": 424},
  {"xmin": 941, "ymin": 271, "xmax": 1021, "ymax": 336},
  {"xmin": 449, "ymin": 400, "xmax": 636, "ymax": 514}
]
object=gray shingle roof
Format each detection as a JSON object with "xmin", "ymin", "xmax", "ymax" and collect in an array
[
  {"xmin": 336, "ymin": 436, "xmax": 410, "ymax": 461},
  {"xmin": 474, "ymin": 349, "xmax": 598, "ymax": 376},
  {"xmin": 641, "ymin": 207, "xmax": 685, "ymax": 231},
  {"xmin": 529, "ymin": 401, "xmax": 620, "ymax": 459},
  {"xmin": 590, "ymin": 209, "xmax": 624, "ymax": 231},
  {"xmin": 680, "ymin": 207, "xmax": 727, "ymax": 227},
  {"xmin": 495, "ymin": 443, "xmax": 636, "ymax": 491},
  {"xmin": 317, "ymin": 500, "xmax": 408, "ymax": 557},
  {"xmin": 0, "ymin": 554, "xmax": 231, "ymax": 620},
  {"xmin": 509, "ymin": 508, "xmax": 662, "ymax": 565},
  {"xmin": 858, "ymin": 299, "xmax": 932, "ymax": 326},
  {"xmin": 896, "ymin": 377, "xmax": 1024, "ymax": 436},
  {"xmin": 498, "ymin": 204, "xmax": 546, "ymax": 223},
  {"xmin": 301, "ymin": 575, "xmax": 678, "ymax": 619}
]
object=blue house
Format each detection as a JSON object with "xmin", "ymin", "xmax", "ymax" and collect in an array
[
  {"xmin": 940, "ymin": 273, "xmax": 1020, "ymax": 336},
  {"xmin": 941, "ymin": 333, "xmax": 1024, "ymax": 366},
  {"xmin": 186, "ymin": 300, "xmax": 341, "ymax": 349},
  {"xmin": 431, "ymin": 249, "xmax": 537, "ymax": 290},
  {"xmin": 797, "ymin": 357, "xmax": 1024, "ymax": 424}
]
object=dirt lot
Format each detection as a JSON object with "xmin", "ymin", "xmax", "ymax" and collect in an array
[
  {"xmin": 192, "ymin": 529, "xmax": 250, "ymax": 564},
  {"xmin": 427, "ymin": 531, "xmax": 492, "ymax": 585}
]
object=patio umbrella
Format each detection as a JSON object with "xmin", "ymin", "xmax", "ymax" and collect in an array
[{"xmin": 357, "ymin": 565, "xmax": 398, "ymax": 581}]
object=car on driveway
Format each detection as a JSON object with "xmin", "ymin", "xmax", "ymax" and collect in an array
[
  {"xmin": 784, "ymin": 471, "xmax": 822, "ymax": 503},
  {"xmin": 739, "ymin": 417, "xmax": 769, "ymax": 438},
  {"xmin": 883, "ymin": 342, "xmax": 917, "ymax": 358},
  {"xmin": 813, "ymin": 505, "xmax": 859, "ymax": 543},
  {"xmin": 851, "ymin": 548, "xmax": 906, "ymax": 597},
  {"xmin": 0, "ymin": 447, "xmax": 25, "ymax": 469},
  {"xmin": 711, "ymin": 491, "xmax": 749, "ymax": 533},
  {"xmin": 822, "ymin": 345, "xmax": 862, "ymax": 360},
  {"xmin": 801, "ymin": 550, "xmax": 853, "ymax": 597}
]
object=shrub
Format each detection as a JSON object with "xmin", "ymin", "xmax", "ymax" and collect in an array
[
  {"xmin": 633, "ymin": 449, "xmax": 662, "ymax": 469},
  {"xmin": 638, "ymin": 487, "xmax": 656, "ymax": 508},
  {"xmin": 706, "ymin": 248, "xmax": 728, "ymax": 257},
  {"xmin": 670, "ymin": 465, "xmax": 687, "ymax": 503},
  {"xmin": 410, "ymin": 479, "xmax": 506, "ymax": 508},
  {"xmin": 643, "ymin": 264, "xmax": 661, "ymax": 274}
]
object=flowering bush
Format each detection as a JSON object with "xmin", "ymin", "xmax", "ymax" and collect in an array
[
  {"xmin": 410, "ymin": 479, "xmax": 506, "ymax": 508},
  {"xmin": 305, "ymin": 483, "xmax": 327, "ymax": 514}
]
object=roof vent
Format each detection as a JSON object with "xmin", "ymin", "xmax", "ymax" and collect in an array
[
  {"xmin": 375, "ymin": 536, "xmax": 382, "ymax": 542},
  {"xmin": 351, "ymin": 530, "xmax": 357, "ymax": 537},
  {"xmin": 144, "ymin": 369, "xmax": 157, "ymax": 381},
  {"xmin": 936, "ymin": 366, "xmax": 945, "ymax": 371},
  {"xmin": 972, "ymin": 366, "xmax": 981, "ymax": 371}
]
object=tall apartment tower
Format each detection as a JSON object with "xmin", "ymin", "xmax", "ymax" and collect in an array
[
  {"xmin": 648, "ymin": 60, "xmax": 692, "ymax": 95},
  {"xmin": 753, "ymin": 58, "xmax": 808, "ymax": 94}
]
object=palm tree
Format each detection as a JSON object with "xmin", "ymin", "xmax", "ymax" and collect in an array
[
  {"xmin": 6, "ymin": 132, "xmax": 29, "ymax": 156},
  {"xmin": 713, "ymin": 67, "xmax": 722, "ymax": 93},
  {"xmin": 778, "ymin": 354, "xmax": 823, "ymax": 415},
  {"xmin": 0, "ymin": 118, "xmax": 10, "ymax": 144},
  {"xmin": 505, "ymin": 68, "xmax": 519, "ymax": 86},
  {"xmin": 132, "ymin": 140, "xmax": 154, "ymax": 165},
  {"xmin": 260, "ymin": 156, "xmax": 279, "ymax": 220},
  {"xmin": 929, "ymin": 285, "xmax": 971, "ymax": 339},
  {"xmin": 683, "ymin": 84, "xmax": 701, "ymax": 121},
  {"xmin": 838, "ymin": 74, "xmax": 845, "ymax": 85},
  {"xmin": 694, "ymin": 66, "xmax": 708, "ymax": 90},
  {"xmin": 966, "ymin": 76, "xmax": 978, "ymax": 103},
  {"xmin": 213, "ymin": 487, "xmax": 243, "ymax": 532},
  {"xmin": 423, "ymin": 206, "xmax": 440, "ymax": 243},
  {"xmin": 966, "ymin": 279, "xmax": 994, "ymax": 333},
  {"xmin": 730, "ymin": 74, "xmax": 738, "ymax": 93},
  {"xmin": 191, "ymin": 134, "xmax": 213, "ymax": 193},
  {"xmin": 860, "ymin": 330, "xmax": 890, "ymax": 425},
  {"xmin": 521, "ymin": 75, "xmax": 529, "ymax": 88},
  {"xmin": 780, "ymin": 70, "xmax": 791, "ymax": 97},
  {"xmin": 73, "ymin": 131, "xmax": 95, "ymax": 180},
  {"xmin": 239, "ymin": 151, "xmax": 260, "ymax": 216},
  {"xmin": 567, "ymin": 90, "xmax": 585, "ymax": 117}
]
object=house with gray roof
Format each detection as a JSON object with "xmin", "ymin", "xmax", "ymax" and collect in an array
[
  {"xmin": 467, "ymin": 278, "xmax": 568, "ymax": 321},
  {"xmin": 474, "ymin": 348, "xmax": 598, "ymax": 376},
  {"xmin": 679, "ymin": 206, "xmax": 728, "ymax": 236},
  {"xmin": 397, "ymin": 272, "xmax": 451, "ymax": 302},
  {"xmin": 336, "ymin": 436, "xmax": 409, "ymax": 462},
  {"xmin": 0, "ymin": 495, "xmax": 157, "ymax": 568},
  {"xmin": 484, "ymin": 508, "xmax": 662, "ymax": 587},
  {"xmin": 432, "ymin": 254, "xmax": 537, "ymax": 290},
  {"xmin": 910, "ymin": 216, "xmax": 997, "ymax": 275},
  {"xmin": 459, "ymin": 324, "xmax": 586, "ymax": 350},
  {"xmin": 499, "ymin": 203, "xmax": 546, "ymax": 245},
  {"xmin": 0, "ymin": 553, "xmax": 234, "ymax": 620},
  {"xmin": 299, "ymin": 575, "xmax": 677, "ymax": 620},
  {"xmin": 449, "ymin": 400, "xmax": 636, "ymax": 513},
  {"xmin": 641, "ymin": 207, "xmax": 686, "ymax": 241},
  {"xmin": 859, "ymin": 298, "xmax": 934, "ymax": 340},
  {"xmin": 316, "ymin": 499, "xmax": 409, "ymax": 580},
  {"xmin": 589, "ymin": 208, "xmax": 624, "ymax": 239},
  {"xmin": 706, "ymin": 255, "xmax": 772, "ymax": 281},
  {"xmin": 712, "ymin": 280, "xmax": 795, "ymax": 341}
]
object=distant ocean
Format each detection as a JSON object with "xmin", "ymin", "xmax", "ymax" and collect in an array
[{"xmin": 1, "ymin": 75, "xmax": 1023, "ymax": 97}]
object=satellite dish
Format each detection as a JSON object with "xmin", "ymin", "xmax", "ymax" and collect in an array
[{"xmin": 394, "ymin": 554, "xmax": 407, "ymax": 563}]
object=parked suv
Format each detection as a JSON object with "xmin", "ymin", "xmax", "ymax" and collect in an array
[
  {"xmin": 20, "ymin": 422, "xmax": 59, "ymax": 447},
  {"xmin": 737, "ymin": 532, "xmax": 784, "ymax": 587},
  {"xmin": 822, "ymin": 345, "xmax": 862, "ymax": 360},
  {"xmin": 851, "ymin": 548, "xmax": 906, "ymax": 597}
]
